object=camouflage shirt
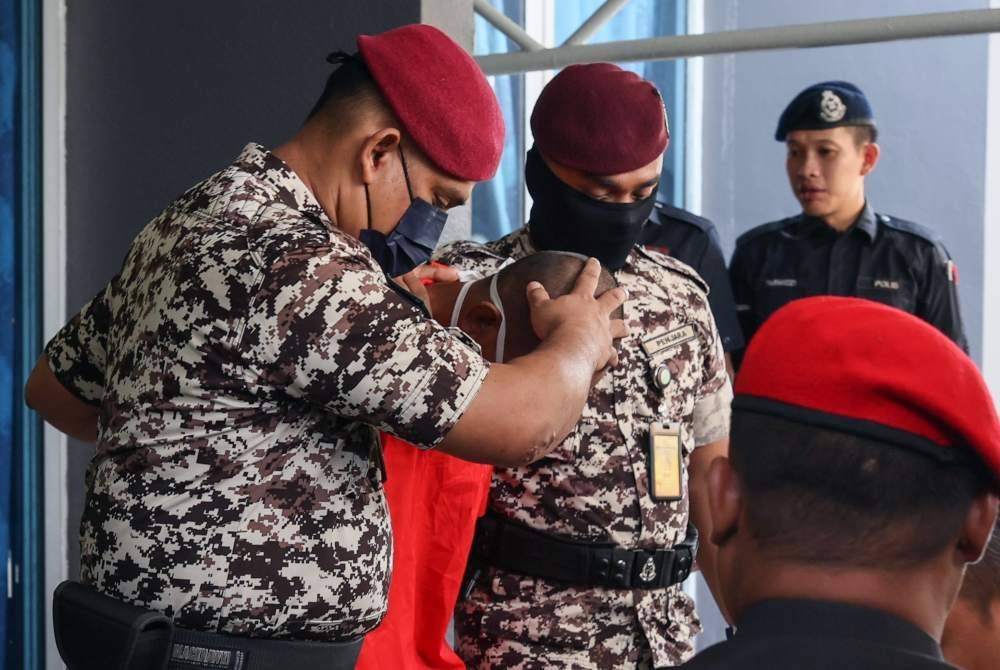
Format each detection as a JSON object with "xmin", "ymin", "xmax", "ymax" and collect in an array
[
  {"xmin": 45, "ymin": 144, "xmax": 488, "ymax": 641},
  {"xmin": 436, "ymin": 227, "xmax": 732, "ymax": 668}
]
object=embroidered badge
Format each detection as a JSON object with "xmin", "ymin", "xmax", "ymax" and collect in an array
[
  {"xmin": 873, "ymin": 279, "xmax": 901, "ymax": 290},
  {"xmin": 819, "ymin": 90, "xmax": 847, "ymax": 122},
  {"xmin": 640, "ymin": 556, "xmax": 658, "ymax": 583},
  {"xmin": 641, "ymin": 325, "xmax": 696, "ymax": 358}
]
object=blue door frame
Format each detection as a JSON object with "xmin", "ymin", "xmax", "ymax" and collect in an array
[{"xmin": 4, "ymin": 0, "xmax": 45, "ymax": 667}]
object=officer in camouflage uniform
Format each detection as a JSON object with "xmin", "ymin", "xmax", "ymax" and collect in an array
[
  {"xmin": 436, "ymin": 64, "xmax": 732, "ymax": 669},
  {"xmin": 27, "ymin": 25, "xmax": 626, "ymax": 669}
]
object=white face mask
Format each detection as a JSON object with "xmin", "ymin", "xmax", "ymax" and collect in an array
[{"xmin": 450, "ymin": 270, "xmax": 509, "ymax": 363}]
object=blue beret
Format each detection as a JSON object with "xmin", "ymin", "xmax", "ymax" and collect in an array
[{"xmin": 775, "ymin": 81, "xmax": 876, "ymax": 141}]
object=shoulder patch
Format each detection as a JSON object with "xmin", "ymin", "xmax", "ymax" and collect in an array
[
  {"xmin": 735, "ymin": 218, "xmax": 795, "ymax": 248},
  {"xmin": 634, "ymin": 245, "xmax": 709, "ymax": 294},
  {"xmin": 651, "ymin": 201, "xmax": 716, "ymax": 234}
]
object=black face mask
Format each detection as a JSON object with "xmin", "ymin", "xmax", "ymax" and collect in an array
[
  {"xmin": 525, "ymin": 146, "xmax": 658, "ymax": 271},
  {"xmin": 361, "ymin": 145, "xmax": 448, "ymax": 277}
]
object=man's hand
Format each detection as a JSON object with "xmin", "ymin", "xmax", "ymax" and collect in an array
[
  {"xmin": 525, "ymin": 257, "xmax": 628, "ymax": 371},
  {"xmin": 393, "ymin": 262, "xmax": 459, "ymax": 309}
]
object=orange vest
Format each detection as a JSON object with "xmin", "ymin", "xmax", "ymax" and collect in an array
[{"xmin": 356, "ymin": 434, "xmax": 492, "ymax": 669}]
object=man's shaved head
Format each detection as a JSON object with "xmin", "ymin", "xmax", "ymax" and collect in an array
[
  {"xmin": 493, "ymin": 251, "xmax": 618, "ymax": 360},
  {"xmin": 429, "ymin": 251, "xmax": 618, "ymax": 363}
]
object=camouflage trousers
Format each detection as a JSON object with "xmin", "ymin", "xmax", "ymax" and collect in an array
[{"xmin": 454, "ymin": 567, "xmax": 700, "ymax": 669}]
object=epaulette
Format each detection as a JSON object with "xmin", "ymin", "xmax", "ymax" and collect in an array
[
  {"xmin": 876, "ymin": 213, "xmax": 942, "ymax": 245},
  {"xmin": 634, "ymin": 245, "xmax": 709, "ymax": 295},
  {"xmin": 432, "ymin": 239, "xmax": 507, "ymax": 266},
  {"xmin": 878, "ymin": 213, "xmax": 954, "ymax": 265},
  {"xmin": 651, "ymin": 201, "xmax": 715, "ymax": 234},
  {"xmin": 734, "ymin": 217, "xmax": 796, "ymax": 247}
]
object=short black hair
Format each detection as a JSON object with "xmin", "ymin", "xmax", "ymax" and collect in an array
[
  {"xmin": 306, "ymin": 52, "xmax": 386, "ymax": 123},
  {"xmin": 730, "ymin": 411, "xmax": 993, "ymax": 569},
  {"xmin": 850, "ymin": 124, "xmax": 878, "ymax": 145},
  {"xmin": 959, "ymin": 526, "xmax": 1000, "ymax": 622},
  {"xmin": 496, "ymin": 251, "xmax": 619, "ymax": 318},
  {"xmin": 490, "ymin": 252, "xmax": 619, "ymax": 358}
]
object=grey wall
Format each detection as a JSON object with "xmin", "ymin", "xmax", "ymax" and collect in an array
[
  {"xmin": 62, "ymin": 0, "xmax": 468, "ymax": 579},
  {"xmin": 701, "ymin": 0, "xmax": 990, "ymax": 362}
]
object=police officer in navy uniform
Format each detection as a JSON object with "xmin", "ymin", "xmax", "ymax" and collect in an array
[
  {"xmin": 729, "ymin": 81, "xmax": 967, "ymax": 353},
  {"xmin": 641, "ymin": 203, "xmax": 745, "ymax": 369}
]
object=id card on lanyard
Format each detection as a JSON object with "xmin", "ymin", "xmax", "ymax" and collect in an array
[{"xmin": 648, "ymin": 423, "xmax": 683, "ymax": 502}]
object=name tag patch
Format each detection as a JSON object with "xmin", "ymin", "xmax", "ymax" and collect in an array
[
  {"xmin": 765, "ymin": 278, "xmax": 798, "ymax": 288},
  {"xmin": 873, "ymin": 279, "xmax": 901, "ymax": 290},
  {"xmin": 642, "ymin": 325, "xmax": 696, "ymax": 358}
]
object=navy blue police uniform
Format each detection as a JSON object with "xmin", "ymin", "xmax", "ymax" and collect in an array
[
  {"xmin": 729, "ymin": 81, "xmax": 967, "ymax": 352},
  {"xmin": 641, "ymin": 202, "xmax": 745, "ymax": 353}
]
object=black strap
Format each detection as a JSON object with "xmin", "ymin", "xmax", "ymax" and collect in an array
[
  {"xmin": 169, "ymin": 628, "xmax": 363, "ymax": 670},
  {"xmin": 472, "ymin": 514, "xmax": 697, "ymax": 590}
]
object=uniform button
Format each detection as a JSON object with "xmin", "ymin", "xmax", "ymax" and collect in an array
[
  {"xmin": 654, "ymin": 365, "xmax": 673, "ymax": 389},
  {"xmin": 615, "ymin": 559, "xmax": 627, "ymax": 571}
]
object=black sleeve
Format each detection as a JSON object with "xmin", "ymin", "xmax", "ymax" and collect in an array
[
  {"xmin": 696, "ymin": 229, "xmax": 745, "ymax": 353},
  {"xmin": 917, "ymin": 242, "xmax": 968, "ymax": 353},
  {"xmin": 728, "ymin": 242, "xmax": 760, "ymax": 363}
]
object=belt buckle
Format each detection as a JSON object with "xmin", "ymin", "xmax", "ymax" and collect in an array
[{"xmin": 631, "ymin": 549, "xmax": 662, "ymax": 587}]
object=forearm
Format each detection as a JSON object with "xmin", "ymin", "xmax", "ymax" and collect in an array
[
  {"xmin": 24, "ymin": 355, "xmax": 100, "ymax": 443},
  {"xmin": 689, "ymin": 439, "xmax": 731, "ymax": 622},
  {"xmin": 437, "ymin": 332, "xmax": 597, "ymax": 467}
]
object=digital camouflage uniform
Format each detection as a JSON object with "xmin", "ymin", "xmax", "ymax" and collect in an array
[
  {"xmin": 435, "ymin": 227, "xmax": 733, "ymax": 669},
  {"xmin": 45, "ymin": 143, "xmax": 488, "ymax": 641}
]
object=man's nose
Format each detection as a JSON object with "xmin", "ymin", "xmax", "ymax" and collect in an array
[{"xmin": 799, "ymin": 152, "xmax": 820, "ymax": 178}]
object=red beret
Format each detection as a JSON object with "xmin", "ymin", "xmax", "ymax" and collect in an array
[
  {"xmin": 530, "ymin": 63, "xmax": 669, "ymax": 176},
  {"xmin": 735, "ymin": 297, "xmax": 1000, "ymax": 479},
  {"xmin": 357, "ymin": 24, "xmax": 504, "ymax": 182}
]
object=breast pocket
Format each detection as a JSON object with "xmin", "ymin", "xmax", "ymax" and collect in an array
[
  {"xmin": 754, "ymin": 279, "xmax": 806, "ymax": 321},
  {"xmin": 856, "ymin": 278, "xmax": 916, "ymax": 313}
]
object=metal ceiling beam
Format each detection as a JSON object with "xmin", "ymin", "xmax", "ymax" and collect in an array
[
  {"xmin": 561, "ymin": 0, "xmax": 631, "ymax": 47},
  {"xmin": 473, "ymin": 0, "xmax": 543, "ymax": 53},
  {"xmin": 477, "ymin": 7, "xmax": 1000, "ymax": 75}
]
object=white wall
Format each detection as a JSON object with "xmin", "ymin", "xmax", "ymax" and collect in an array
[{"xmin": 701, "ymin": 0, "xmax": 990, "ymax": 365}]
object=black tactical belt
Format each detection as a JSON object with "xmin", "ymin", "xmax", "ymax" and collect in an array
[
  {"xmin": 470, "ymin": 513, "xmax": 697, "ymax": 590},
  {"xmin": 53, "ymin": 580, "xmax": 363, "ymax": 670},
  {"xmin": 169, "ymin": 627, "xmax": 362, "ymax": 670}
]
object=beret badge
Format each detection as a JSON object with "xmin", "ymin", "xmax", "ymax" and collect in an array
[{"xmin": 819, "ymin": 90, "xmax": 847, "ymax": 123}]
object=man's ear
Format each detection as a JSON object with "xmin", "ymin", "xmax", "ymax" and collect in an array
[
  {"xmin": 707, "ymin": 456, "xmax": 743, "ymax": 548},
  {"xmin": 956, "ymin": 493, "xmax": 999, "ymax": 564},
  {"xmin": 459, "ymin": 300, "xmax": 503, "ymax": 354},
  {"xmin": 860, "ymin": 142, "xmax": 880, "ymax": 177},
  {"xmin": 359, "ymin": 128, "xmax": 402, "ymax": 185}
]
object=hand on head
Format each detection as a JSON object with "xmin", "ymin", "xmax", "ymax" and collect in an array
[{"xmin": 525, "ymin": 257, "xmax": 628, "ymax": 372}]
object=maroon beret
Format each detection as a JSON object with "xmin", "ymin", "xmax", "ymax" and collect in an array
[
  {"xmin": 357, "ymin": 24, "xmax": 504, "ymax": 182},
  {"xmin": 735, "ymin": 297, "xmax": 1000, "ymax": 479},
  {"xmin": 530, "ymin": 63, "xmax": 669, "ymax": 176}
]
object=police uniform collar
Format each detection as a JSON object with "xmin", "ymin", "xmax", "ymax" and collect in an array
[
  {"xmin": 795, "ymin": 202, "xmax": 877, "ymax": 242},
  {"xmin": 735, "ymin": 599, "xmax": 943, "ymax": 660},
  {"xmin": 236, "ymin": 143, "xmax": 330, "ymax": 226},
  {"xmin": 855, "ymin": 201, "xmax": 878, "ymax": 240}
]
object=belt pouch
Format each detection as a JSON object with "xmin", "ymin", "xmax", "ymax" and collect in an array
[{"xmin": 53, "ymin": 580, "xmax": 174, "ymax": 670}]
